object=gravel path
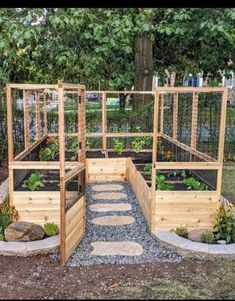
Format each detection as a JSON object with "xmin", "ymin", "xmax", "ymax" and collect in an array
[{"xmin": 66, "ymin": 181, "xmax": 183, "ymax": 266}]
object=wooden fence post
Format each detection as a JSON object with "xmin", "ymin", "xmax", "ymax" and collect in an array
[
  {"xmin": 102, "ymin": 92, "xmax": 107, "ymax": 151},
  {"xmin": 152, "ymin": 91, "xmax": 159, "ymax": 163},
  {"xmin": 23, "ymin": 90, "xmax": 30, "ymax": 148},
  {"xmin": 160, "ymin": 93, "xmax": 164, "ymax": 134}
]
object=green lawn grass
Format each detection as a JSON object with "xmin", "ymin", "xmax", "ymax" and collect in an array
[{"xmin": 222, "ymin": 163, "xmax": 235, "ymax": 204}]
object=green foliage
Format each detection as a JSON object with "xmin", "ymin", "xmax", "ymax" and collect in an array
[
  {"xmin": 68, "ymin": 137, "xmax": 79, "ymax": 161},
  {"xmin": 113, "ymin": 138, "xmax": 124, "ymax": 155},
  {"xmin": 144, "ymin": 163, "xmax": 152, "ymax": 174},
  {"xmin": 201, "ymin": 230, "xmax": 215, "ymax": 244},
  {"xmin": 22, "ymin": 171, "xmax": 45, "ymax": 191},
  {"xmin": 156, "ymin": 175, "xmax": 174, "ymax": 191},
  {"xmin": 0, "ymin": 194, "xmax": 18, "ymax": 240},
  {"xmin": 44, "ymin": 222, "xmax": 58, "ymax": 236},
  {"xmin": 131, "ymin": 137, "xmax": 145, "ymax": 153},
  {"xmin": 39, "ymin": 138, "xmax": 59, "ymax": 161},
  {"xmin": 173, "ymin": 225, "xmax": 188, "ymax": 238},
  {"xmin": 213, "ymin": 201, "xmax": 235, "ymax": 244},
  {"xmin": 183, "ymin": 177, "xmax": 206, "ymax": 191}
]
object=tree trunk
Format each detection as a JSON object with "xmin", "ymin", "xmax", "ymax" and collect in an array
[{"xmin": 133, "ymin": 33, "xmax": 153, "ymax": 109}]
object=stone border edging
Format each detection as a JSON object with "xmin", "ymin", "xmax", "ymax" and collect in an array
[
  {"xmin": 0, "ymin": 178, "xmax": 9, "ymax": 203},
  {"xmin": 152, "ymin": 230, "xmax": 235, "ymax": 259},
  {"xmin": 0, "ymin": 235, "xmax": 60, "ymax": 256}
]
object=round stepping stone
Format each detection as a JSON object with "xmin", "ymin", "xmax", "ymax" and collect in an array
[
  {"xmin": 92, "ymin": 184, "xmax": 124, "ymax": 192},
  {"xmin": 90, "ymin": 241, "xmax": 143, "ymax": 256},
  {"xmin": 91, "ymin": 215, "xmax": 135, "ymax": 226},
  {"xmin": 90, "ymin": 203, "xmax": 132, "ymax": 212},
  {"xmin": 92, "ymin": 192, "xmax": 127, "ymax": 201}
]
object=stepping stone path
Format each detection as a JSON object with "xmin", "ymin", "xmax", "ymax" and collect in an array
[
  {"xmin": 90, "ymin": 203, "xmax": 132, "ymax": 212},
  {"xmin": 92, "ymin": 192, "xmax": 127, "ymax": 200},
  {"xmin": 67, "ymin": 181, "xmax": 183, "ymax": 266},
  {"xmin": 91, "ymin": 215, "xmax": 135, "ymax": 226},
  {"xmin": 90, "ymin": 241, "xmax": 143, "ymax": 256},
  {"xmin": 92, "ymin": 184, "xmax": 124, "ymax": 192}
]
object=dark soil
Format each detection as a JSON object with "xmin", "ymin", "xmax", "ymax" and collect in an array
[
  {"xmin": 109, "ymin": 151, "xmax": 152, "ymax": 163},
  {"xmin": 86, "ymin": 150, "xmax": 106, "ymax": 158},
  {"xmin": 0, "ymin": 254, "xmax": 234, "ymax": 299},
  {"xmin": 0, "ymin": 162, "xmax": 8, "ymax": 184}
]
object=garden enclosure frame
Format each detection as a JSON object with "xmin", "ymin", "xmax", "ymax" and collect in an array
[{"xmin": 6, "ymin": 83, "xmax": 227, "ymax": 265}]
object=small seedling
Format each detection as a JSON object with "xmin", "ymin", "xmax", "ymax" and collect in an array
[
  {"xmin": 22, "ymin": 172, "xmax": 45, "ymax": 191},
  {"xmin": 113, "ymin": 138, "xmax": 124, "ymax": 155},
  {"xmin": 44, "ymin": 222, "xmax": 58, "ymax": 236},
  {"xmin": 69, "ymin": 137, "xmax": 79, "ymax": 161},
  {"xmin": 173, "ymin": 225, "xmax": 188, "ymax": 238}
]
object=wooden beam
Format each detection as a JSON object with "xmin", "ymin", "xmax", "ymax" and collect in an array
[
  {"xmin": 78, "ymin": 88, "xmax": 86, "ymax": 163},
  {"xmin": 8, "ymin": 84, "xmax": 57, "ymax": 90},
  {"xmin": 173, "ymin": 92, "xmax": 178, "ymax": 140},
  {"xmin": 64, "ymin": 165, "xmax": 85, "ymax": 183},
  {"xmin": 191, "ymin": 92, "xmax": 199, "ymax": 149},
  {"xmin": 154, "ymin": 162, "xmax": 221, "ymax": 170},
  {"xmin": 6, "ymin": 85, "xmax": 13, "ymax": 162}
]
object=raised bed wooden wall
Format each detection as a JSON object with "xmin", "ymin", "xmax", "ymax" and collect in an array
[
  {"xmin": 64, "ymin": 195, "xmax": 85, "ymax": 263},
  {"xmin": 86, "ymin": 158, "xmax": 127, "ymax": 182},
  {"xmin": 127, "ymin": 159, "xmax": 151, "ymax": 228},
  {"xmin": 154, "ymin": 191, "xmax": 219, "ymax": 231}
]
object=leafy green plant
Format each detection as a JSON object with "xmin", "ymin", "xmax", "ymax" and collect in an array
[
  {"xmin": 156, "ymin": 175, "xmax": 174, "ymax": 191},
  {"xmin": 69, "ymin": 137, "xmax": 79, "ymax": 161},
  {"xmin": 22, "ymin": 172, "xmax": 45, "ymax": 191},
  {"xmin": 173, "ymin": 225, "xmax": 188, "ymax": 238},
  {"xmin": 144, "ymin": 163, "xmax": 152, "ymax": 174},
  {"xmin": 113, "ymin": 138, "xmax": 124, "ymax": 155},
  {"xmin": 131, "ymin": 137, "xmax": 145, "ymax": 153},
  {"xmin": 39, "ymin": 137, "xmax": 59, "ymax": 161},
  {"xmin": 213, "ymin": 201, "xmax": 235, "ymax": 244},
  {"xmin": 201, "ymin": 230, "xmax": 214, "ymax": 244},
  {"xmin": 183, "ymin": 177, "xmax": 206, "ymax": 191},
  {"xmin": 44, "ymin": 222, "xmax": 58, "ymax": 236}
]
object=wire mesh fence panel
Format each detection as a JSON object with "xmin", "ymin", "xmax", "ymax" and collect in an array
[
  {"xmin": 106, "ymin": 93, "xmax": 154, "ymax": 133},
  {"xmin": 163, "ymin": 93, "xmax": 173, "ymax": 137},
  {"xmin": 86, "ymin": 93, "xmax": 102, "ymax": 134},
  {"xmin": 47, "ymin": 92, "xmax": 59, "ymax": 133},
  {"xmin": 197, "ymin": 92, "xmax": 222, "ymax": 160},
  {"xmin": 177, "ymin": 93, "xmax": 193, "ymax": 145},
  {"xmin": 0, "ymin": 91, "xmax": 8, "ymax": 162},
  {"xmin": 12, "ymin": 89, "xmax": 24, "ymax": 157}
]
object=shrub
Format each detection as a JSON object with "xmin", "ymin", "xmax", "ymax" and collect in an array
[
  {"xmin": 44, "ymin": 222, "xmax": 58, "ymax": 236},
  {"xmin": 113, "ymin": 138, "xmax": 124, "ymax": 155},
  {"xmin": 0, "ymin": 195, "xmax": 18, "ymax": 240},
  {"xmin": 22, "ymin": 172, "xmax": 45, "ymax": 191},
  {"xmin": 213, "ymin": 200, "xmax": 235, "ymax": 244},
  {"xmin": 201, "ymin": 230, "xmax": 214, "ymax": 244},
  {"xmin": 173, "ymin": 225, "xmax": 188, "ymax": 238}
]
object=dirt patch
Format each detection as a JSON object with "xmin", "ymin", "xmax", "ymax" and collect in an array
[
  {"xmin": 0, "ymin": 254, "xmax": 234, "ymax": 299},
  {"xmin": 0, "ymin": 162, "xmax": 8, "ymax": 184}
]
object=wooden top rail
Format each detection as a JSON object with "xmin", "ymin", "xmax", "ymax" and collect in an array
[
  {"xmin": 153, "ymin": 162, "xmax": 221, "ymax": 170},
  {"xmin": 7, "ymin": 83, "xmax": 85, "ymax": 90},
  {"xmin": 64, "ymin": 164, "xmax": 85, "ymax": 183},
  {"xmin": 9, "ymin": 161, "xmax": 83, "ymax": 170}
]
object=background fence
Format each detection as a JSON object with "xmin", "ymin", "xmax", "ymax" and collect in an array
[{"xmin": 0, "ymin": 90, "xmax": 235, "ymax": 163}]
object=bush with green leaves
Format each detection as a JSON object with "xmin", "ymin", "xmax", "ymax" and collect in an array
[
  {"xmin": 44, "ymin": 222, "xmax": 58, "ymax": 237},
  {"xmin": 213, "ymin": 200, "xmax": 235, "ymax": 244},
  {"xmin": 183, "ymin": 177, "xmax": 206, "ymax": 191},
  {"xmin": 22, "ymin": 172, "xmax": 45, "ymax": 191},
  {"xmin": 113, "ymin": 138, "xmax": 124, "ymax": 155},
  {"xmin": 201, "ymin": 230, "xmax": 215, "ymax": 244},
  {"xmin": 156, "ymin": 175, "xmax": 174, "ymax": 191},
  {"xmin": 0, "ymin": 195, "xmax": 18, "ymax": 240},
  {"xmin": 173, "ymin": 225, "xmax": 188, "ymax": 238},
  {"xmin": 39, "ymin": 137, "xmax": 59, "ymax": 161}
]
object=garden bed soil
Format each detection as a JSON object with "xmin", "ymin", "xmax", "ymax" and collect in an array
[{"xmin": 86, "ymin": 150, "xmax": 106, "ymax": 158}]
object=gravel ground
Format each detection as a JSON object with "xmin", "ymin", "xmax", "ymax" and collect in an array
[{"xmin": 66, "ymin": 181, "xmax": 183, "ymax": 266}]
